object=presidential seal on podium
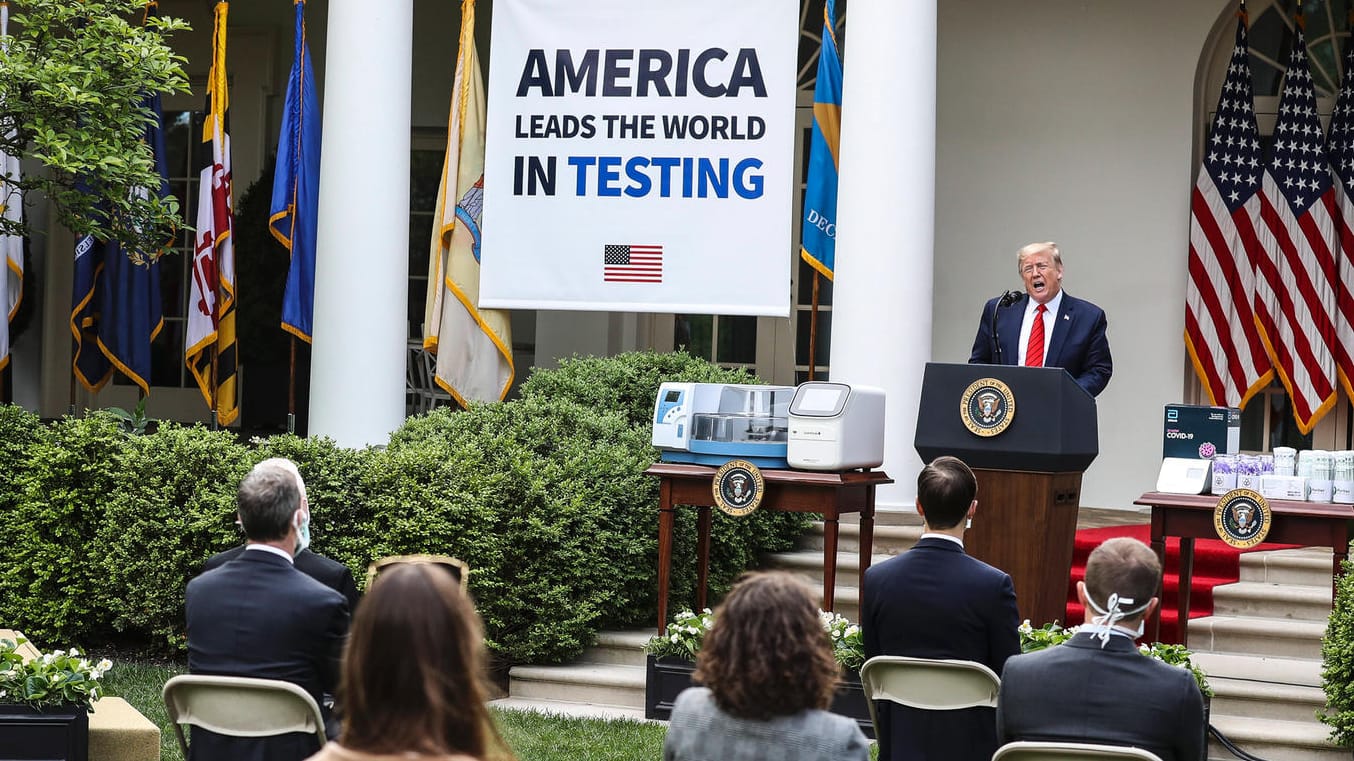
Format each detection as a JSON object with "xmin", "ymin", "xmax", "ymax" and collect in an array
[{"xmin": 960, "ymin": 378, "xmax": 1015, "ymax": 437}]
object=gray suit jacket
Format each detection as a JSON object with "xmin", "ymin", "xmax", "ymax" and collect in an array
[
  {"xmin": 997, "ymin": 631, "xmax": 1206, "ymax": 761},
  {"xmin": 662, "ymin": 687, "xmax": 869, "ymax": 761}
]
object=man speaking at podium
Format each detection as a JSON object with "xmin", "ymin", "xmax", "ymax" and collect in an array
[{"xmin": 968, "ymin": 241, "xmax": 1112, "ymax": 397}]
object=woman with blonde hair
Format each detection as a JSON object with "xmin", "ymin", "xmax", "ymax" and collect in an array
[
  {"xmin": 663, "ymin": 571, "xmax": 868, "ymax": 761},
  {"xmin": 308, "ymin": 562, "xmax": 509, "ymax": 761}
]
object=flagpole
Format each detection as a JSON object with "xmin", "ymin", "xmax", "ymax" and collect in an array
[
  {"xmin": 68, "ymin": 339, "xmax": 77, "ymax": 416},
  {"xmin": 807, "ymin": 272, "xmax": 820, "ymax": 380},
  {"xmin": 287, "ymin": 335, "xmax": 296, "ymax": 434}
]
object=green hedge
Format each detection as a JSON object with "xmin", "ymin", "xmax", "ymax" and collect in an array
[
  {"xmin": 1323, "ymin": 550, "xmax": 1354, "ymax": 746},
  {"xmin": 0, "ymin": 352, "xmax": 810, "ymax": 665}
]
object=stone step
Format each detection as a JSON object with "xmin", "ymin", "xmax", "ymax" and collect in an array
[
  {"xmin": 508, "ymin": 663, "xmax": 645, "ymax": 710},
  {"xmin": 1241, "ymin": 547, "xmax": 1336, "ymax": 586},
  {"xmin": 1188, "ymin": 615, "xmax": 1329, "ymax": 660},
  {"xmin": 799, "ymin": 520, "xmax": 923, "ymax": 556},
  {"xmin": 1208, "ymin": 714, "xmax": 1343, "ymax": 761},
  {"xmin": 1211, "ymin": 581, "xmax": 1332, "ymax": 621},
  {"xmin": 763, "ymin": 549, "xmax": 897, "ymax": 576},
  {"xmin": 1193, "ymin": 651, "xmax": 1323, "ymax": 688},
  {"xmin": 760, "ymin": 551, "xmax": 864, "ymax": 621},
  {"xmin": 576, "ymin": 630, "xmax": 653, "ymax": 668},
  {"xmin": 1208, "ymin": 676, "xmax": 1328, "ymax": 724},
  {"xmin": 489, "ymin": 697, "xmax": 652, "ymax": 723}
]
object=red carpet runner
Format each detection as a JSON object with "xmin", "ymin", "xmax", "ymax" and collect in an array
[{"xmin": 1066, "ymin": 525, "xmax": 1292, "ymax": 644}]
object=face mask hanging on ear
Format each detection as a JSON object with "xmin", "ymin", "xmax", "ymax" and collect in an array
[{"xmin": 294, "ymin": 510, "xmax": 311, "ymax": 556}]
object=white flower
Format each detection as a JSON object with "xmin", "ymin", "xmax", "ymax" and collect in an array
[
  {"xmin": 846, "ymin": 625, "xmax": 860, "ymax": 636},
  {"xmin": 670, "ymin": 634, "xmax": 680, "ymax": 643},
  {"xmin": 97, "ymin": 659, "xmax": 112, "ymax": 672},
  {"xmin": 69, "ymin": 648, "xmax": 79, "ymax": 657}
]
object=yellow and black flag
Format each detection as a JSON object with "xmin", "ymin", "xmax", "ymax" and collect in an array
[{"xmin": 185, "ymin": 1, "xmax": 238, "ymax": 425}]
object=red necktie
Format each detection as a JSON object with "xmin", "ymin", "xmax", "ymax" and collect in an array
[{"xmin": 1025, "ymin": 304, "xmax": 1047, "ymax": 367}]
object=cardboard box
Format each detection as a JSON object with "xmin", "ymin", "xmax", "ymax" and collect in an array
[
  {"xmin": 1261, "ymin": 475, "xmax": 1308, "ymax": 501},
  {"xmin": 1163, "ymin": 404, "xmax": 1241, "ymax": 460}
]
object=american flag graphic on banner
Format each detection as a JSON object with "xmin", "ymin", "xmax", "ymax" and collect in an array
[
  {"xmin": 604, "ymin": 244, "xmax": 663, "ymax": 283},
  {"xmin": 1328, "ymin": 31, "xmax": 1354, "ymax": 401},
  {"xmin": 1250, "ymin": 24, "xmax": 1339, "ymax": 434},
  {"xmin": 1184, "ymin": 14, "xmax": 1272, "ymax": 409}
]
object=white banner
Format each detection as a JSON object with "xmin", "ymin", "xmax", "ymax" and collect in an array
[{"xmin": 481, "ymin": 0, "xmax": 797, "ymax": 316}]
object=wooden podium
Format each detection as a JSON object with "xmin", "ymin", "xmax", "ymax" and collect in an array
[{"xmin": 915, "ymin": 362, "xmax": 1099, "ymax": 626}]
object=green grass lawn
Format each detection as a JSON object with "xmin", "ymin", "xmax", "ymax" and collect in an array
[{"xmin": 100, "ymin": 658, "xmax": 669, "ymax": 761}]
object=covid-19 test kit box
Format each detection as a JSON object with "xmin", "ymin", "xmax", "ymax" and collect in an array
[{"xmin": 1162, "ymin": 404, "xmax": 1241, "ymax": 460}]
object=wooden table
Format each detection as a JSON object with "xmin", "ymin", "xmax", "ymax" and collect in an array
[
  {"xmin": 1134, "ymin": 491, "xmax": 1351, "ymax": 645},
  {"xmin": 646, "ymin": 462, "xmax": 892, "ymax": 632}
]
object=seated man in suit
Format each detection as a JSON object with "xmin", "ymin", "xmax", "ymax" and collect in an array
[
  {"xmin": 997, "ymin": 537, "xmax": 1206, "ymax": 761},
  {"xmin": 862, "ymin": 456, "xmax": 1021, "ymax": 761},
  {"xmin": 968, "ymin": 241, "xmax": 1113, "ymax": 397},
  {"xmin": 185, "ymin": 459, "xmax": 350, "ymax": 761},
  {"xmin": 203, "ymin": 458, "xmax": 359, "ymax": 612}
]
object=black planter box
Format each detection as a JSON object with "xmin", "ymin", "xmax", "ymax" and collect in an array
[
  {"xmin": 0, "ymin": 703, "xmax": 89, "ymax": 761},
  {"xmin": 644, "ymin": 655, "xmax": 873, "ymax": 739}
]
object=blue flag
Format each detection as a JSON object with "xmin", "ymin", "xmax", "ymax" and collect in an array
[
  {"xmin": 800, "ymin": 0, "xmax": 843, "ymax": 280},
  {"xmin": 96, "ymin": 93, "xmax": 167, "ymax": 394},
  {"xmin": 272, "ymin": 0, "xmax": 321, "ymax": 342},
  {"xmin": 70, "ymin": 199, "xmax": 110, "ymax": 391}
]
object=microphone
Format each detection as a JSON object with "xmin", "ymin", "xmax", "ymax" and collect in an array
[{"xmin": 997, "ymin": 289, "xmax": 1023, "ymax": 308}]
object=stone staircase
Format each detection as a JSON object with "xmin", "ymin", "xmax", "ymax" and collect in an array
[{"xmin": 492, "ymin": 512, "xmax": 1348, "ymax": 761}]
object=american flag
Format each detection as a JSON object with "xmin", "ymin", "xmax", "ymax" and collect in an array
[
  {"xmin": 603, "ymin": 244, "xmax": 663, "ymax": 283},
  {"xmin": 1250, "ymin": 23, "xmax": 1339, "ymax": 434},
  {"xmin": 1328, "ymin": 32, "xmax": 1354, "ymax": 401},
  {"xmin": 1185, "ymin": 14, "xmax": 1272, "ymax": 409}
]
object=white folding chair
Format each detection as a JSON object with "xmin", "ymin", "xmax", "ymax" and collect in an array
[
  {"xmin": 857, "ymin": 655, "xmax": 1001, "ymax": 741},
  {"xmin": 992, "ymin": 740, "xmax": 1164, "ymax": 761},
  {"xmin": 162, "ymin": 674, "xmax": 327, "ymax": 758}
]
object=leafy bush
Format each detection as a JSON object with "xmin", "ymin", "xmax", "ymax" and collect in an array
[
  {"xmin": 0, "ymin": 413, "xmax": 131, "ymax": 644},
  {"xmin": 386, "ymin": 397, "xmax": 659, "ymax": 663},
  {"xmin": 1322, "ymin": 552, "xmax": 1354, "ymax": 745},
  {"xmin": 517, "ymin": 350, "xmax": 813, "ymax": 608},
  {"xmin": 518, "ymin": 350, "xmax": 760, "ymax": 428},
  {"xmin": 91, "ymin": 423, "xmax": 252, "ymax": 651},
  {"xmin": 0, "ymin": 351, "xmax": 818, "ymax": 666}
]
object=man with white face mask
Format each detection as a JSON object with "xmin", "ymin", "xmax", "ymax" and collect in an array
[
  {"xmin": 202, "ymin": 458, "xmax": 359, "ymax": 612},
  {"xmin": 185, "ymin": 459, "xmax": 350, "ymax": 761},
  {"xmin": 995, "ymin": 538, "xmax": 1205, "ymax": 761}
]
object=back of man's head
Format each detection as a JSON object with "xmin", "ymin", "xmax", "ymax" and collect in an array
[
  {"xmin": 237, "ymin": 461, "xmax": 301, "ymax": 542},
  {"xmin": 1084, "ymin": 538, "xmax": 1160, "ymax": 619},
  {"xmin": 916, "ymin": 456, "xmax": 976, "ymax": 529}
]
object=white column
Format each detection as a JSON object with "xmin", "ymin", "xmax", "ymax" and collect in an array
[
  {"xmin": 830, "ymin": 0, "xmax": 935, "ymax": 509},
  {"xmin": 310, "ymin": 0, "xmax": 413, "ymax": 447}
]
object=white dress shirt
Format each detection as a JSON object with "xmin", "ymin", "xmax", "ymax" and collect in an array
[{"xmin": 1016, "ymin": 290, "xmax": 1063, "ymax": 366}]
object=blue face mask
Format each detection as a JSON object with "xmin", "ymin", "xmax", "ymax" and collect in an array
[{"xmin": 294, "ymin": 510, "xmax": 311, "ymax": 556}]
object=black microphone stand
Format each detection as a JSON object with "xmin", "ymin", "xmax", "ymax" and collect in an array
[{"xmin": 991, "ymin": 290, "xmax": 1021, "ymax": 364}]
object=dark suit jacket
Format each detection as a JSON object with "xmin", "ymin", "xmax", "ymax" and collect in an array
[
  {"xmin": 186, "ymin": 549, "xmax": 350, "ymax": 761},
  {"xmin": 968, "ymin": 292, "xmax": 1113, "ymax": 397},
  {"xmin": 205, "ymin": 546, "xmax": 360, "ymax": 612},
  {"xmin": 997, "ymin": 631, "xmax": 1205, "ymax": 761},
  {"xmin": 862, "ymin": 537, "xmax": 1021, "ymax": 761}
]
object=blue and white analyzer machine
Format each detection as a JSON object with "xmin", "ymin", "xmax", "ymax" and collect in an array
[
  {"xmin": 786, "ymin": 382, "xmax": 886, "ymax": 471},
  {"xmin": 651, "ymin": 382, "xmax": 795, "ymax": 468}
]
